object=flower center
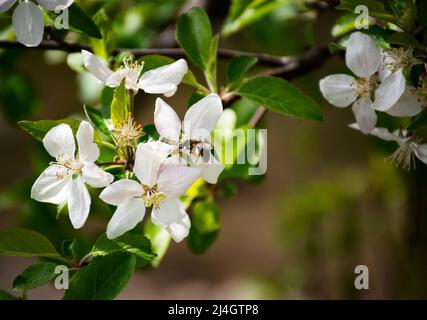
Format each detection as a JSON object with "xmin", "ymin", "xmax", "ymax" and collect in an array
[
  {"xmin": 411, "ymin": 84, "xmax": 427, "ymax": 108},
  {"xmin": 354, "ymin": 75, "xmax": 378, "ymax": 99},
  {"xmin": 387, "ymin": 140, "xmax": 415, "ymax": 170},
  {"xmin": 123, "ymin": 58, "xmax": 143, "ymax": 76},
  {"xmin": 142, "ymin": 185, "xmax": 166, "ymax": 209},
  {"xmin": 51, "ymin": 154, "xmax": 84, "ymax": 179},
  {"xmin": 112, "ymin": 116, "xmax": 143, "ymax": 147},
  {"xmin": 384, "ymin": 48, "xmax": 418, "ymax": 72}
]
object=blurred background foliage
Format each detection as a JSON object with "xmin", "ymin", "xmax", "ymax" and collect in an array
[{"xmin": 2, "ymin": 0, "xmax": 427, "ymax": 299}]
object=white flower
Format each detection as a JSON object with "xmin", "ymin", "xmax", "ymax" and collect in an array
[
  {"xmin": 81, "ymin": 50, "xmax": 188, "ymax": 96},
  {"xmin": 350, "ymin": 123, "xmax": 427, "ymax": 170},
  {"xmin": 99, "ymin": 141, "xmax": 201, "ymax": 242},
  {"xmin": 1, "ymin": 0, "xmax": 74, "ymax": 47},
  {"xmin": 31, "ymin": 121, "xmax": 114, "ymax": 229},
  {"xmin": 319, "ymin": 32, "xmax": 405, "ymax": 134},
  {"xmin": 154, "ymin": 93, "xmax": 225, "ymax": 184}
]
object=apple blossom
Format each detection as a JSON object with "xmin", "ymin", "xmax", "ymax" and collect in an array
[
  {"xmin": 350, "ymin": 123, "xmax": 427, "ymax": 170},
  {"xmin": 82, "ymin": 50, "xmax": 188, "ymax": 96},
  {"xmin": 31, "ymin": 121, "xmax": 114, "ymax": 229},
  {"xmin": 154, "ymin": 94, "xmax": 225, "ymax": 184},
  {"xmin": 1, "ymin": 0, "xmax": 74, "ymax": 47},
  {"xmin": 319, "ymin": 32, "xmax": 406, "ymax": 134},
  {"xmin": 99, "ymin": 141, "xmax": 201, "ymax": 242}
]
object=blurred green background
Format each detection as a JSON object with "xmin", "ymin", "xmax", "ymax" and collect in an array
[{"xmin": 1, "ymin": 0, "xmax": 427, "ymax": 299}]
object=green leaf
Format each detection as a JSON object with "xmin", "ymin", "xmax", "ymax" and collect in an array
[
  {"xmin": 226, "ymin": 56, "xmax": 258, "ymax": 90},
  {"xmin": 187, "ymin": 200, "xmax": 220, "ymax": 254},
  {"xmin": 139, "ymin": 124, "xmax": 160, "ymax": 143},
  {"xmin": 331, "ymin": 13, "xmax": 358, "ymax": 37},
  {"xmin": 84, "ymin": 105, "xmax": 112, "ymax": 137},
  {"xmin": 144, "ymin": 220, "xmax": 171, "ymax": 268},
  {"xmin": 222, "ymin": 0, "xmax": 287, "ymax": 36},
  {"xmin": 138, "ymin": 55, "xmax": 198, "ymax": 87},
  {"xmin": 176, "ymin": 7, "xmax": 213, "ymax": 69},
  {"xmin": 61, "ymin": 239, "xmax": 79, "ymax": 260},
  {"xmin": 205, "ymin": 34, "xmax": 219, "ymax": 92},
  {"xmin": 0, "ymin": 229, "xmax": 60, "ymax": 259},
  {"xmin": 63, "ymin": 253, "xmax": 136, "ymax": 300},
  {"xmin": 0, "ymin": 290, "xmax": 20, "ymax": 300},
  {"xmin": 408, "ymin": 109, "xmax": 427, "ymax": 131},
  {"xmin": 192, "ymin": 200, "xmax": 220, "ymax": 234},
  {"xmin": 188, "ymin": 93, "xmax": 205, "ymax": 107},
  {"xmin": 56, "ymin": 202, "xmax": 68, "ymax": 219},
  {"xmin": 400, "ymin": 0, "xmax": 415, "ymax": 32},
  {"xmin": 237, "ymin": 76, "xmax": 323, "ymax": 121},
  {"xmin": 188, "ymin": 230, "xmax": 218, "ymax": 255},
  {"xmin": 111, "ymin": 80, "xmax": 130, "ymax": 127},
  {"xmin": 18, "ymin": 118, "xmax": 80, "ymax": 142},
  {"xmin": 101, "ymin": 86, "xmax": 114, "ymax": 118},
  {"xmin": 417, "ymin": 0, "xmax": 427, "ymax": 31},
  {"xmin": 92, "ymin": 233, "xmax": 156, "ymax": 263},
  {"xmin": 90, "ymin": 9, "xmax": 116, "ymax": 58},
  {"xmin": 68, "ymin": 3, "xmax": 102, "ymax": 39},
  {"xmin": 328, "ymin": 42, "xmax": 345, "ymax": 54},
  {"xmin": 226, "ymin": 0, "xmax": 253, "ymax": 22},
  {"xmin": 13, "ymin": 262, "xmax": 58, "ymax": 291},
  {"xmin": 387, "ymin": 32, "xmax": 424, "ymax": 49}
]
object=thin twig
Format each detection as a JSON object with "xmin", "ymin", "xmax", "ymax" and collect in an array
[
  {"xmin": 0, "ymin": 39, "xmax": 293, "ymax": 67},
  {"xmin": 0, "ymin": 37, "xmax": 334, "ymax": 129},
  {"xmin": 223, "ymin": 43, "xmax": 332, "ymax": 111},
  {"xmin": 248, "ymin": 107, "xmax": 267, "ymax": 128}
]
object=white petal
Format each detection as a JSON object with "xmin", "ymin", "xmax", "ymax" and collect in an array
[
  {"xmin": 157, "ymin": 162, "xmax": 201, "ymax": 198},
  {"xmin": 191, "ymin": 153, "xmax": 224, "ymax": 184},
  {"xmin": 374, "ymin": 69, "xmax": 406, "ymax": 111},
  {"xmin": 319, "ymin": 74, "xmax": 357, "ymax": 107},
  {"xmin": 82, "ymin": 163, "xmax": 114, "ymax": 188},
  {"xmin": 106, "ymin": 198, "xmax": 146, "ymax": 239},
  {"xmin": 43, "ymin": 123, "xmax": 75, "ymax": 159},
  {"xmin": 105, "ymin": 68, "xmax": 139, "ymax": 90},
  {"xmin": 133, "ymin": 141, "xmax": 175, "ymax": 187},
  {"xmin": 378, "ymin": 49, "xmax": 393, "ymax": 81},
  {"xmin": 413, "ymin": 144, "xmax": 427, "ymax": 165},
  {"xmin": 31, "ymin": 165, "xmax": 71, "ymax": 204},
  {"xmin": 154, "ymin": 98, "xmax": 182, "ymax": 142},
  {"xmin": 77, "ymin": 120, "xmax": 99, "ymax": 163},
  {"xmin": 0, "ymin": 0, "xmax": 17, "ymax": 13},
  {"xmin": 68, "ymin": 177, "xmax": 91, "ymax": 229},
  {"xmin": 82, "ymin": 50, "xmax": 113, "ymax": 84},
  {"xmin": 349, "ymin": 123, "xmax": 399, "ymax": 141},
  {"xmin": 12, "ymin": 1, "xmax": 44, "ymax": 47},
  {"xmin": 36, "ymin": 0, "xmax": 74, "ymax": 11},
  {"xmin": 138, "ymin": 59, "xmax": 188, "ymax": 97},
  {"xmin": 352, "ymin": 97, "xmax": 377, "ymax": 134},
  {"xmin": 99, "ymin": 179, "xmax": 143, "ymax": 206},
  {"xmin": 183, "ymin": 94, "xmax": 223, "ymax": 140},
  {"xmin": 345, "ymin": 32, "xmax": 380, "ymax": 78},
  {"xmin": 386, "ymin": 86, "xmax": 423, "ymax": 117},
  {"xmin": 151, "ymin": 199, "xmax": 190, "ymax": 243}
]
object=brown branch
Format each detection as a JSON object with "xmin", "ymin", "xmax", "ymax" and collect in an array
[
  {"xmin": 0, "ymin": 39, "xmax": 291, "ymax": 67},
  {"xmin": 0, "ymin": 37, "xmax": 334, "ymax": 129},
  {"xmin": 248, "ymin": 107, "xmax": 267, "ymax": 128}
]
